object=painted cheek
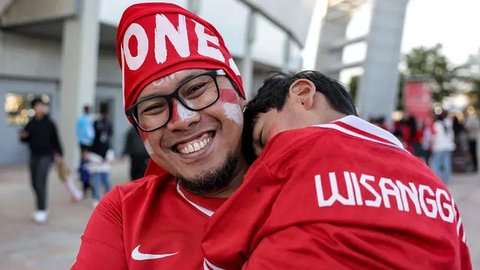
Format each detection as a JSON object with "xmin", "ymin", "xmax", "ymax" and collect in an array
[
  {"xmin": 223, "ymin": 103, "xmax": 243, "ymax": 125},
  {"xmin": 138, "ymin": 131, "xmax": 154, "ymax": 155},
  {"xmin": 144, "ymin": 139, "xmax": 154, "ymax": 155},
  {"xmin": 219, "ymin": 88, "xmax": 239, "ymax": 103},
  {"xmin": 220, "ymin": 88, "xmax": 242, "ymax": 125},
  {"xmin": 170, "ymin": 100, "xmax": 198, "ymax": 124}
]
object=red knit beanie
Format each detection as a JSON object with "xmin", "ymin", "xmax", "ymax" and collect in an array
[{"xmin": 116, "ymin": 2, "xmax": 244, "ymax": 113}]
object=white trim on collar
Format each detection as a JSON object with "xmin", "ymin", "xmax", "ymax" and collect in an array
[
  {"xmin": 176, "ymin": 184, "xmax": 214, "ymax": 217},
  {"xmin": 203, "ymin": 258, "xmax": 227, "ymax": 270},
  {"xmin": 316, "ymin": 115, "xmax": 407, "ymax": 152}
]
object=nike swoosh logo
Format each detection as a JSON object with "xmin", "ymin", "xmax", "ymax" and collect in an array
[{"xmin": 131, "ymin": 245, "xmax": 178, "ymax": 261}]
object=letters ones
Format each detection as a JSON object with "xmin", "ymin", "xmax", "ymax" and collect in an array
[
  {"xmin": 314, "ymin": 171, "xmax": 467, "ymax": 243},
  {"xmin": 121, "ymin": 14, "xmax": 240, "ymax": 75}
]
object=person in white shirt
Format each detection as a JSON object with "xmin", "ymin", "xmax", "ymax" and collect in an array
[{"xmin": 429, "ymin": 111, "xmax": 456, "ymax": 184}]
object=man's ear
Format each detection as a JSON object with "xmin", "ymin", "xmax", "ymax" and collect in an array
[{"xmin": 289, "ymin": 79, "xmax": 316, "ymax": 109}]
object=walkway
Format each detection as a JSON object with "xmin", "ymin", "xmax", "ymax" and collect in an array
[{"xmin": 0, "ymin": 160, "xmax": 478, "ymax": 269}]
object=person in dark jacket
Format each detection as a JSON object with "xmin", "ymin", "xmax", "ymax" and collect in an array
[
  {"xmin": 88, "ymin": 104, "xmax": 113, "ymax": 207},
  {"xmin": 123, "ymin": 126, "xmax": 149, "ymax": 180},
  {"xmin": 19, "ymin": 98, "xmax": 63, "ymax": 224}
]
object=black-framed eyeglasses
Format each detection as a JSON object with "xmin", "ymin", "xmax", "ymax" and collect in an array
[{"xmin": 126, "ymin": 69, "xmax": 226, "ymax": 132}]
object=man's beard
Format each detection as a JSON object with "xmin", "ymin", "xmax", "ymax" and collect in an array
[{"xmin": 177, "ymin": 152, "xmax": 238, "ymax": 195}]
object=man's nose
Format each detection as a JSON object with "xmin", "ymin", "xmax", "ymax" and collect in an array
[{"xmin": 166, "ymin": 99, "xmax": 200, "ymax": 131}]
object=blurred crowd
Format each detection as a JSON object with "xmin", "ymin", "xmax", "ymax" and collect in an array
[
  {"xmin": 370, "ymin": 107, "xmax": 479, "ymax": 185},
  {"xmin": 19, "ymin": 100, "xmax": 149, "ymax": 224}
]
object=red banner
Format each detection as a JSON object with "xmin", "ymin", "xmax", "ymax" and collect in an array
[{"xmin": 404, "ymin": 80, "xmax": 433, "ymax": 124}]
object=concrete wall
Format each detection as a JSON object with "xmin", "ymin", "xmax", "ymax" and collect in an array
[
  {"xmin": 1, "ymin": 0, "xmax": 76, "ymax": 27},
  {"xmin": 97, "ymin": 50, "xmax": 121, "ymax": 85},
  {"xmin": 0, "ymin": 30, "xmax": 126, "ymax": 165},
  {"xmin": 356, "ymin": 0, "xmax": 408, "ymax": 122},
  {"xmin": 0, "ymin": 31, "xmax": 61, "ymax": 79}
]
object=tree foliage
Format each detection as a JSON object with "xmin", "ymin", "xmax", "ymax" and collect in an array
[
  {"xmin": 466, "ymin": 79, "xmax": 480, "ymax": 108},
  {"xmin": 348, "ymin": 75, "xmax": 359, "ymax": 103},
  {"xmin": 404, "ymin": 44, "xmax": 453, "ymax": 102}
]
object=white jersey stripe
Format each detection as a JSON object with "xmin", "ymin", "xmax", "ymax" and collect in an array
[
  {"xmin": 319, "ymin": 123, "xmax": 408, "ymax": 153},
  {"xmin": 315, "ymin": 116, "xmax": 408, "ymax": 153},
  {"xmin": 337, "ymin": 115, "xmax": 404, "ymax": 149},
  {"xmin": 204, "ymin": 258, "xmax": 227, "ymax": 270},
  {"xmin": 456, "ymin": 216, "xmax": 462, "ymax": 236},
  {"xmin": 176, "ymin": 184, "xmax": 214, "ymax": 217}
]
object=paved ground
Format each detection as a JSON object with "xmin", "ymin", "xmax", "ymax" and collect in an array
[{"xmin": 0, "ymin": 159, "xmax": 479, "ymax": 269}]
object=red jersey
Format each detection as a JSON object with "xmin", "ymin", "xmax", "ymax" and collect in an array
[
  {"xmin": 72, "ymin": 174, "xmax": 226, "ymax": 269},
  {"xmin": 202, "ymin": 116, "xmax": 472, "ymax": 270}
]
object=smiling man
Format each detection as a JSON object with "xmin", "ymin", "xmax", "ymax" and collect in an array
[{"xmin": 71, "ymin": 3, "xmax": 248, "ymax": 269}]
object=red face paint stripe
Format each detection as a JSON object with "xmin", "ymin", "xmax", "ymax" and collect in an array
[
  {"xmin": 219, "ymin": 88, "xmax": 238, "ymax": 103},
  {"xmin": 139, "ymin": 130, "xmax": 148, "ymax": 141}
]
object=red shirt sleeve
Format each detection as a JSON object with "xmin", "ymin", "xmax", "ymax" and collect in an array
[{"xmin": 71, "ymin": 187, "xmax": 128, "ymax": 270}]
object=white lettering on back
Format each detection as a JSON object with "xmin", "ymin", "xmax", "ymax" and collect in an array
[
  {"xmin": 396, "ymin": 180, "xmax": 422, "ymax": 214},
  {"xmin": 315, "ymin": 172, "xmax": 355, "ymax": 207},
  {"xmin": 349, "ymin": 172, "xmax": 363, "ymax": 205},
  {"xmin": 379, "ymin": 177, "xmax": 404, "ymax": 211},
  {"xmin": 436, "ymin": 188, "xmax": 454, "ymax": 223},
  {"xmin": 419, "ymin": 184, "xmax": 438, "ymax": 219},
  {"xmin": 313, "ymin": 171, "xmax": 462, "ymax": 242},
  {"xmin": 360, "ymin": 174, "xmax": 381, "ymax": 207}
]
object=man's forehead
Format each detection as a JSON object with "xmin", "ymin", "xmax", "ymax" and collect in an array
[{"xmin": 139, "ymin": 68, "xmax": 208, "ymax": 98}]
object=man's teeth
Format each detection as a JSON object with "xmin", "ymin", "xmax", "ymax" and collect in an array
[{"xmin": 180, "ymin": 137, "xmax": 212, "ymax": 154}]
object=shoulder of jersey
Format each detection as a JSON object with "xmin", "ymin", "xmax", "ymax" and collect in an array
[
  {"xmin": 267, "ymin": 127, "xmax": 331, "ymax": 148},
  {"xmin": 115, "ymin": 173, "xmax": 173, "ymax": 201}
]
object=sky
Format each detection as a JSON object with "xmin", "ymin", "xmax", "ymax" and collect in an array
[
  {"xmin": 305, "ymin": 0, "xmax": 480, "ymax": 83},
  {"xmin": 340, "ymin": 0, "xmax": 480, "ymax": 69},
  {"xmin": 401, "ymin": 0, "xmax": 480, "ymax": 65}
]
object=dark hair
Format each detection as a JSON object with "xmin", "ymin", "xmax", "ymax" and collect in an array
[
  {"xmin": 99, "ymin": 103, "xmax": 109, "ymax": 115},
  {"xmin": 243, "ymin": 70, "xmax": 357, "ymax": 164},
  {"xmin": 31, "ymin": 98, "xmax": 45, "ymax": 108}
]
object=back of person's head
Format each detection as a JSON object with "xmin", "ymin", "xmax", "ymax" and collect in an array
[
  {"xmin": 83, "ymin": 105, "xmax": 91, "ymax": 114},
  {"xmin": 99, "ymin": 104, "xmax": 109, "ymax": 116},
  {"xmin": 245, "ymin": 70, "xmax": 356, "ymax": 119},
  {"xmin": 31, "ymin": 98, "xmax": 45, "ymax": 108},
  {"xmin": 243, "ymin": 70, "xmax": 357, "ymax": 163},
  {"xmin": 436, "ymin": 111, "xmax": 447, "ymax": 121}
]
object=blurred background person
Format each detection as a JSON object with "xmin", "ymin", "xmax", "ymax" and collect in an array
[
  {"xmin": 403, "ymin": 114, "xmax": 423, "ymax": 157},
  {"xmin": 429, "ymin": 111, "xmax": 455, "ymax": 185},
  {"xmin": 451, "ymin": 114, "xmax": 471, "ymax": 173},
  {"xmin": 88, "ymin": 104, "xmax": 113, "ymax": 207},
  {"xmin": 420, "ymin": 118, "xmax": 434, "ymax": 163},
  {"xmin": 122, "ymin": 126, "xmax": 149, "ymax": 181},
  {"xmin": 19, "ymin": 98, "xmax": 63, "ymax": 224},
  {"xmin": 393, "ymin": 113, "xmax": 422, "ymax": 156},
  {"xmin": 465, "ymin": 107, "xmax": 479, "ymax": 172},
  {"xmin": 76, "ymin": 105, "xmax": 95, "ymax": 198}
]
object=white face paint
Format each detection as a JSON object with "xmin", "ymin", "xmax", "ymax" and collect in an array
[
  {"xmin": 223, "ymin": 103, "xmax": 243, "ymax": 125},
  {"xmin": 144, "ymin": 139, "xmax": 154, "ymax": 155},
  {"xmin": 153, "ymin": 73, "xmax": 176, "ymax": 86},
  {"xmin": 176, "ymin": 100, "xmax": 198, "ymax": 121}
]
